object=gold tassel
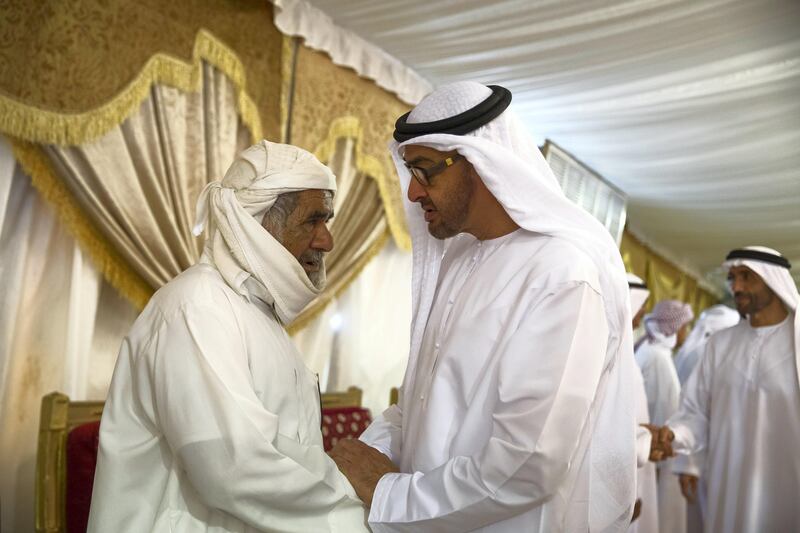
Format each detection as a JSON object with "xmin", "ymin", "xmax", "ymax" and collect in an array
[
  {"xmin": 0, "ymin": 29, "xmax": 263, "ymax": 146},
  {"xmin": 314, "ymin": 117, "xmax": 411, "ymax": 251},
  {"xmin": 10, "ymin": 139, "xmax": 154, "ymax": 309}
]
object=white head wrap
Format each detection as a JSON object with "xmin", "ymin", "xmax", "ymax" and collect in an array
[
  {"xmin": 723, "ymin": 245, "xmax": 799, "ymax": 390},
  {"xmin": 673, "ymin": 304, "xmax": 740, "ymax": 384},
  {"xmin": 192, "ymin": 140, "xmax": 336, "ymax": 324},
  {"xmin": 627, "ymin": 273, "xmax": 650, "ymax": 316},
  {"xmin": 393, "ymin": 81, "xmax": 637, "ymax": 529}
]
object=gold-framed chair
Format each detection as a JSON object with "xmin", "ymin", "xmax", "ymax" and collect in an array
[
  {"xmin": 321, "ymin": 385, "xmax": 363, "ymax": 409},
  {"xmin": 319, "ymin": 386, "xmax": 372, "ymax": 450},
  {"xmin": 35, "ymin": 391, "xmax": 104, "ymax": 533}
]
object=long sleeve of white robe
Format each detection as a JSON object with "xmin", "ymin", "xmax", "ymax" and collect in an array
[
  {"xmin": 635, "ymin": 340, "xmax": 686, "ymax": 533},
  {"xmin": 150, "ymin": 304, "xmax": 362, "ymax": 528},
  {"xmin": 366, "ymin": 281, "xmax": 609, "ymax": 532},
  {"xmin": 668, "ymin": 344, "xmax": 712, "ymax": 457},
  {"xmin": 628, "ymin": 368, "xmax": 658, "ymax": 533},
  {"xmin": 360, "ymin": 403, "xmax": 404, "ymax": 463},
  {"xmin": 88, "ymin": 265, "xmax": 368, "ymax": 533}
]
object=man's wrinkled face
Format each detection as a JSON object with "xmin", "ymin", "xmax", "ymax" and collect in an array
[
  {"xmin": 403, "ymin": 145, "xmax": 475, "ymax": 240},
  {"xmin": 727, "ymin": 265, "xmax": 775, "ymax": 316},
  {"xmin": 264, "ymin": 189, "xmax": 334, "ymax": 287}
]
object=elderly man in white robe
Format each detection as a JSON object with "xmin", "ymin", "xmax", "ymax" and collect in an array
[
  {"xmin": 329, "ymin": 82, "xmax": 639, "ymax": 532},
  {"xmin": 87, "ymin": 141, "xmax": 369, "ymax": 532},
  {"xmin": 651, "ymin": 246, "xmax": 800, "ymax": 533},
  {"xmin": 635, "ymin": 299, "xmax": 693, "ymax": 533},
  {"xmin": 627, "ymin": 274, "xmax": 658, "ymax": 533},
  {"xmin": 671, "ymin": 303, "xmax": 739, "ymax": 533}
]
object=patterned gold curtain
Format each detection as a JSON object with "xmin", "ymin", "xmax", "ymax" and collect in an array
[
  {"xmin": 0, "ymin": 2, "xmax": 414, "ymax": 321},
  {"xmin": 11, "ymin": 63, "xmax": 251, "ymax": 307},
  {"xmin": 620, "ymin": 230, "xmax": 720, "ymax": 317}
]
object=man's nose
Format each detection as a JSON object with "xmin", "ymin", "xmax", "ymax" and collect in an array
[
  {"xmin": 312, "ymin": 224, "xmax": 334, "ymax": 252},
  {"xmin": 730, "ymin": 277, "xmax": 745, "ymax": 293},
  {"xmin": 407, "ymin": 177, "xmax": 427, "ymax": 203}
]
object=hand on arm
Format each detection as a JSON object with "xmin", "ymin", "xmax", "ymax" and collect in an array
[{"xmin": 329, "ymin": 439, "xmax": 399, "ymax": 506}]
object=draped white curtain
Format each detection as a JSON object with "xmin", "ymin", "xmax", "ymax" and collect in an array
[
  {"xmin": 0, "ymin": 63, "xmax": 250, "ymax": 533},
  {"xmin": 271, "ymin": 0, "xmax": 431, "ymax": 104},
  {"xmin": 279, "ymin": 0, "xmax": 800, "ymax": 287},
  {"xmin": 44, "ymin": 63, "xmax": 250, "ymax": 294},
  {"xmin": 0, "ymin": 137, "xmax": 138, "ymax": 533},
  {"xmin": 292, "ymin": 135, "xmax": 412, "ymax": 415},
  {"xmin": 294, "ymin": 234, "xmax": 412, "ymax": 415}
]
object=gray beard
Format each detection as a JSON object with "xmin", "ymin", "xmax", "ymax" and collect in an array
[
  {"xmin": 308, "ymin": 263, "xmax": 326, "ymax": 289},
  {"xmin": 299, "ymin": 249, "xmax": 326, "ymax": 289}
]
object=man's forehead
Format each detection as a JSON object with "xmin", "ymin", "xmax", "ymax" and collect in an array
[
  {"xmin": 401, "ymin": 144, "xmax": 451, "ymax": 161},
  {"xmin": 728, "ymin": 264, "xmax": 757, "ymax": 276},
  {"xmin": 299, "ymin": 188, "xmax": 332, "ymax": 200},
  {"xmin": 297, "ymin": 189, "xmax": 333, "ymax": 211}
]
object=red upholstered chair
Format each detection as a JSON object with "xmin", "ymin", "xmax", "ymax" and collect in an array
[
  {"xmin": 320, "ymin": 386, "xmax": 372, "ymax": 451},
  {"xmin": 35, "ymin": 392, "xmax": 104, "ymax": 533}
]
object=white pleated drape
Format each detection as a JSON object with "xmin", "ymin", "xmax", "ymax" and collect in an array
[
  {"xmin": 293, "ymin": 233, "xmax": 412, "ymax": 416},
  {"xmin": 0, "ymin": 138, "xmax": 138, "ymax": 533},
  {"xmin": 276, "ymin": 0, "xmax": 800, "ymax": 286},
  {"xmin": 292, "ymin": 135, "xmax": 412, "ymax": 415},
  {"xmin": 0, "ymin": 63, "xmax": 250, "ymax": 533},
  {"xmin": 44, "ymin": 63, "xmax": 251, "ymax": 294}
]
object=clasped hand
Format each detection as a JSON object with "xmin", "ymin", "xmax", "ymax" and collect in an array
[
  {"xmin": 642, "ymin": 424, "xmax": 675, "ymax": 462},
  {"xmin": 329, "ymin": 438, "xmax": 399, "ymax": 507}
]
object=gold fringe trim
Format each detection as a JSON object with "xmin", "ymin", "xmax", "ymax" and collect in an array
[
  {"xmin": 313, "ymin": 116, "xmax": 411, "ymax": 251},
  {"xmin": 287, "ymin": 228, "xmax": 391, "ymax": 335},
  {"xmin": 10, "ymin": 139, "xmax": 154, "ymax": 309},
  {"xmin": 0, "ymin": 29, "xmax": 263, "ymax": 146}
]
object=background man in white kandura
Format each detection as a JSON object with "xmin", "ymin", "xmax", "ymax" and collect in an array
[
  {"xmin": 671, "ymin": 303, "xmax": 739, "ymax": 533},
  {"xmin": 652, "ymin": 245, "xmax": 800, "ymax": 533},
  {"xmin": 635, "ymin": 299, "xmax": 693, "ymax": 533},
  {"xmin": 88, "ymin": 141, "xmax": 369, "ymax": 532},
  {"xmin": 329, "ymin": 81, "xmax": 639, "ymax": 532},
  {"xmin": 627, "ymin": 274, "xmax": 658, "ymax": 533}
]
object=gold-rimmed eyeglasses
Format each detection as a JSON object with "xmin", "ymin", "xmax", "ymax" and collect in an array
[{"xmin": 404, "ymin": 153, "xmax": 465, "ymax": 187}]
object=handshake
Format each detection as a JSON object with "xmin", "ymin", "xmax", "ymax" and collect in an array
[{"xmin": 642, "ymin": 424, "xmax": 675, "ymax": 462}]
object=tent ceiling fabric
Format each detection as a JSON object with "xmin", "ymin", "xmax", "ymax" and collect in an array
[{"xmin": 302, "ymin": 0, "xmax": 800, "ymax": 286}]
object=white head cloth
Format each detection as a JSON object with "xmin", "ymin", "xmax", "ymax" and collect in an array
[
  {"xmin": 392, "ymin": 81, "xmax": 637, "ymax": 529},
  {"xmin": 673, "ymin": 304, "xmax": 740, "ymax": 383},
  {"xmin": 676, "ymin": 304, "xmax": 740, "ymax": 360},
  {"xmin": 723, "ymin": 245, "xmax": 800, "ymax": 389},
  {"xmin": 627, "ymin": 273, "xmax": 650, "ymax": 316},
  {"xmin": 192, "ymin": 140, "xmax": 336, "ymax": 324}
]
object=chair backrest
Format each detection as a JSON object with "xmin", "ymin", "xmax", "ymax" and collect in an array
[
  {"xmin": 36, "ymin": 392, "xmax": 104, "ymax": 533},
  {"xmin": 319, "ymin": 386, "xmax": 372, "ymax": 450},
  {"xmin": 320, "ymin": 386, "xmax": 363, "ymax": 409}
]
